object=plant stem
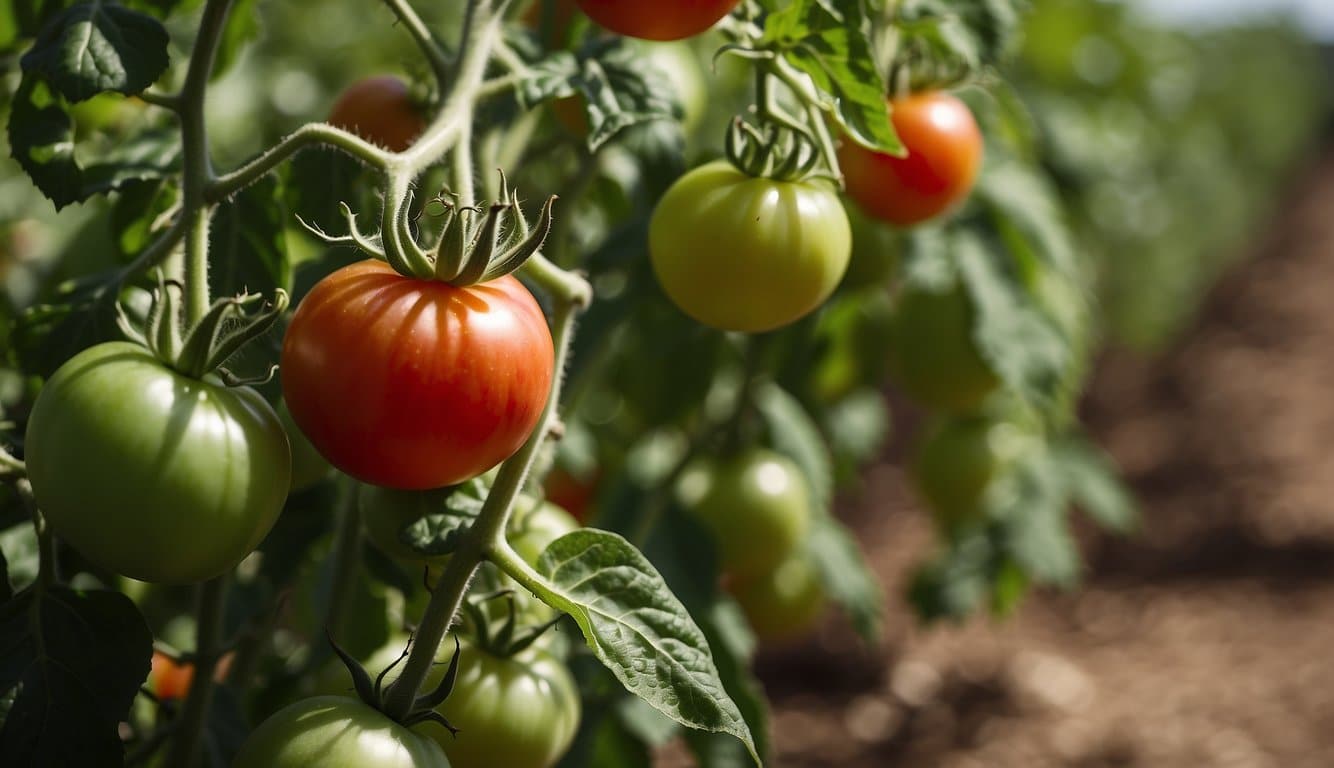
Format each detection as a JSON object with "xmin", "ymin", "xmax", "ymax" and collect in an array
[
  {"xmin": 325, "ymin": 476, "xmax": 363, "ymax": 641},
  {"xmin": 383, "ymin": 0, "xmax": 452, "ymax": 86},
  {"xmin": 162, "ymin": 576, "xmax": 227, "ymax": 768},
  {"xmin": 176, "ymin": 0, "xmax": 233, "ymax": 326},
  {"xmin": 382, "ymin": 287, "xmax": 587, "ymax": 720},
  {"xmin": 0, "ymin": 445, "xmax": 24, "ymax": 477},
  {"xmin": 17, "ymin": 480, "xmax": 54, "ymax": 589},
  {"xmin": 207, "ymin": 124, "xmax": 392, "ymax": 202}
]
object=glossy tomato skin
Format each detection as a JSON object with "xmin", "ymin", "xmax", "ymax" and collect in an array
[
  {"xmin": 887, "ymin": 282, "xmax": 998, "ymax": 413},
  {"xmin": 232, "ymin": 696, "xmax": 450, "ymax": 768},
  {"xmin": 680, "ymin": 449, "xmax": 812, "ymax": 581},
  {"xmin": 732, "ymin": 553, "xmax": 826, "ymax": 644},
  {"xmin": 839, "ymin": 91, "xmax": 983, "ymax": 227},
  {"xmin": 351, "ymin": 636, "xmax": 580, "ymax": 768},
  {"xmin": 282, "ymin": 260, "xmax": 554, "ymax": 490},
  {"xmin": 575, "ymin": 0, "xmax": 739, "ymax": 41},
  {"xmin": 24, "ymin": 342, "xmax": 290, "ymax": 584},
  {"xmin": 650, "ymin": 161, "xmax": 851, "ymax": 332},
  {"xmin": 328, "ymin": 76, "xmax": 426, "ymax": 153}
]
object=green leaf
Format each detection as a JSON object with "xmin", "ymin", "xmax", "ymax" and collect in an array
[
  {"xmin": 954, "ymin": 231, "xmax": 1068, "ymax": 410},
  {"xmin": 208, "ymin": 175, "xmax": 292, "ymax": 298},
  {"xmin": 20, "ymin": 1, "xmax": 170, "ymax": 102},
  {"xmin": 0, "ymin": 587, "xmax": 152, "ymax": 766},
  {"xmin": 685, "ymin": 600, "xmax": 771, "ymax": 767},
  {"xmin": 762, "ymin": 0, "xmax": 899, "ymax": 154},
  {"xmin": 0, "ymin": 524, "xmax": 38, "ymax": 598},
  {"xmin": 530, "ymin": 530, "xmax": 760, "ymax": 764},
  {"xmin": 977, "ymin": 159, "xmax": 1076, "ymax": 277},
  {"xmin": 399, "ymin": 480, "xmax": 488, "ymax": 559},
  {"xmin": 753, "ymin": 381, "xmax": 833, "ymax": 511},
  {"xmin": 990, "ymin": 452, "xmax": 1079, "ymax": 586},
  {"xmin": 7, "ymin": 76, "xmax": 179, "ymax": 209},
  {"xmin": 517, "ymin": 38, "xmax": 683, "ymax": 151},
  {"xmin": 1050, "ymin": 436, "xmax": 1137, "ymax": 533},
  {"xmin": 212, "ymin": 0, "xmax": 257, "ymax": 80},
  {"xmin": 908, "ymin": 531, "xmax": 994, "ymax": 621},
  {"xmin": 807, "ymin": 514, "xmax": 884, "ymax": 643}
]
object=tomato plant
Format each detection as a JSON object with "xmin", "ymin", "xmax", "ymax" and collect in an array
[
  {"xmin": 327, "ymin": 75, "xmax": 427, "ymax": 153},
  {"xmin": 575, "ymin": 0, "xmax": 740, "ymax": 41},
  {"xmin": 731, "ymin": 554, "xmax": 826, "ymax": 644},
  {"xmin": 233, "ymin": 696, "xmax": 450, "ymax": 767},
  {"xmin": 24, "ymin": 342, "xmax": 291, "ymax": 584},
  {"xmin": 838, "ymin": 91, "xmax": 983, "ymax": 227},
  {"xmin": 886, "ymin": 281, "xmax": 999, "ymax": 413},
  {"xmin": 650, "ymin": 160, "xmax": 852, "ymax": 332},
  {"xmin": 911, "ymin": 414, "xmax": 1037, "ymax": 528},
  {"xmin": 509, "ymin": 498, "xmax": 580, "ymax": 565},
  {"xmin": 680, "ymin": 449, "xmax": 812, "ymax": 581},
  {"xmin": 282, "ymin": 260, "xmax": 554, "ymax": 490}
]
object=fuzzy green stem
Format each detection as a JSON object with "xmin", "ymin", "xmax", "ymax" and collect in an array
[
  {"xmin": 207, "ymin": 124, "xmax": 392, "ymax": 203},
  {"xmin": 17, "ymin": 480, "xmax": 54, "ymax": 589},
  {"xmin": 383, "ymin": 0, "xmax": 452, "ymax": 86},
  {"xmin": 381, "ymin": 286, "xmax": 587, "ymax": 720},
  {"xmin": 162, "ymin": 576, "xmax": 227, "ymax": 768}
]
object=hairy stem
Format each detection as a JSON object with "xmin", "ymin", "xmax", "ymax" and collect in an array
[
  {"xmin": 325, "ymin": 477, "xmax": 364, "ymax": 641},
  {"xmin": 162, "ymin": 576, "xmax": 227, "ymax": 768},
  {"xmin": 383, "ymin": 0, "xmax": 452, "ymax": 85}
]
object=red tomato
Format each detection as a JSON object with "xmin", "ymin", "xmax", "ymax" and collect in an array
[
  {"xmin": 328, "ymin": 76, "xmax": 426, "ymax": 153},
  {"xmin": 575, "ymin": 0, "xmax": 739, "ymax": 41},
  {"xmin": 838, "ymin": 91, "xmax": 983, "ymax": 227},
  {"xmin": 281, "ymin": 260, "xmax": 554, "ymax": 490},
  {"xmin": 543, "ymin": 467, "xmax": 597, "ymax": 523}
]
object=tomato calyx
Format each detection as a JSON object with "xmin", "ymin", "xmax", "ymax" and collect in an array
[
  {"xmin": 460, "ymin": 589, "xmax": 563, "ymax": 658},
  {"xmin": 327, "ymin": 631, "xmax": 463, "ymax": 736},
  {"xmin": 116, "ymin": 270, "xmax": 288, "ymax": 382},
  {"xmin": 299, "ymin": 171, "xmax": 557, "ymax": 287}
]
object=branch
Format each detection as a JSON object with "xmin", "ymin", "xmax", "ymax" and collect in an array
[
  {"xmin": 207, "ymin": 123, "xmax": 393, "ymax": 203},
  {"xmin": 383, "ymin": 0, "xmax": 452, "ymax": 87}
]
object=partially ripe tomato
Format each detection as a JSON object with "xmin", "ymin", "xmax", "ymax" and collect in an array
[
  {"xmin": 887, "ymin": 281, "xmax": 998, "ymax": 413},
  {"xmin": 24, "ymin": 342, "xmax": 290, "ymax": 584},
  {"xmin": 731, "ymin": 554, "xmax": 826, "ymax": 644},
  {"xmin": 233, "ymin": 696, "xmax": 449, "ymax": 768},
  {"xmin": 679, "ymin": 449, "xmax": 812, "ymax": 581},
  {"xmin": 282, "ymin": 260, "xmax": 554, "ymax": 490},
  {"xmin": 838, "ymin": 91, "xmax": 983, "ymax": 227},
  {"xmin": 650, "ymin": 161, "xmax": 851, "ymax": 332},
  {"xmin": 576, "ymin": 0, "xmax": 740, "ymax": 41},
  {"xmin": 149, "ymin": 650, "xmax": 236, "ymax": 701},
  {"xmin": 328, "ymin": 76, "xmax": 426, "ymax": 153},
  {"xmin": 508, "ymin": 498, "xmax": 580, "ymax": 565}
]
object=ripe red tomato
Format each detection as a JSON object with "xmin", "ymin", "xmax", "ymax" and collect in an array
[
  {"xmin": 575, "ymin": 0, "xmax": 739, "ymax": 41},
  {"xmin": 282, "ymin": 260, "xmax": 554, "ymax": 490},
  {"xmin": 328, "ymin": 76, "xmax": 426, "ymax": 153},
  {"xmin": 543, "ymin": 467, "xmax": 597, "ymax": 523},
  {"xmin": 838, "ymin": 91, "xmax": 983, "ymax": 227}
]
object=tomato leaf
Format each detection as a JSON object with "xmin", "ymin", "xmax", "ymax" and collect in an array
[
  {"xmin": 684, "ymin": 600, "xmax": 772, "ymax": 768},
  {"xmin": 399, "ymin": 479, "xmax": 488, "ymax": 558},
  {"xmin": 977, "ymin": 159, "xmax": 1076, "ymax": 277},
  {"xmin": 0, "ymin": 586, "xmax": 151, "ymax": 766},
  {"xmin": 807, "ymin": 514, "xmax": 884, "ymax": 643},
  {"xmin": 989, "ymin": 450, "xmax": 1079, "ymax": 587},
  {"xmin": 954, "ymin": 231, "xmax": 1069, "ymax": 410},
  {"xmin": 1049, "ymin": 436, "xmax": 1138, "ymax": 533},
  {"xmin": 527, "ymin": 530, "xmax": 760, "ymax": 765},
  {"xmin": 20, "ymin": 1, "xmax": 169, "ymax": 103},
  {"xmin": 516, "ymin": 38, "xmax": 682, "ymax": 151},
  {"xmin": 753, "ymin": 382, "xmax": 833, "ymax": 512},
  {"xmin": 7, "ymin": 75, "xmax": 179, "ymax": 209},
  {"xmin": 208, "ymin": 174, "xmax": 292, "ymax": 298},
  {"xmin": 761, "ymin": 0, "xmax": 900, "ymax": 154}
]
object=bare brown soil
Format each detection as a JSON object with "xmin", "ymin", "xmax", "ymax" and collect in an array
[{"xmin": 747, "ymin": 154, "xmax": 1334, "ymax": 768}]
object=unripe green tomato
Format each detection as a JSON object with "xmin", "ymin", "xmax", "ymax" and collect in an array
[
  {"xmin": 360, "ymin": 485, "xmax": 454, "ymax": 565},
  {"xmin": 887, "ymin": 281, "xmax": 999, "ymax": 413},
  {"xmin": 345, "ymin": 635, "xmax": 580, "ymax": 768},
  {"xmin": 278, "ymin": 398, "xmax": 332, "ymax": 492},
  {"xmin": 24, "ymin": 342, "xmax": 290, "ymax": 584},
  {"xmin": 732, "ymin": 554, "xmax": 826, "ymax": 645},
  {"xmin": 232, "ymin": 695, "xmax": 449, "ymax": 768},
  {"xmin": 679, "ymin": 449, "xmax": 812, "ymax": 581},
  {"xmin": 910, "ymin": 415, "xmax": 1037, "ymax": 528},
  {"xmin": 509, "ymin": 498, "xmax": 580, "ymax": 566},
  {"xmin": 650, "ymin": 161, "xmax": 851, "ymax": 333}
]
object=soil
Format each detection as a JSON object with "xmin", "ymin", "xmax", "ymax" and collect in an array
[{"xmin": 740, "ymin": 154, "xmax": 1334, "ymax": 768}]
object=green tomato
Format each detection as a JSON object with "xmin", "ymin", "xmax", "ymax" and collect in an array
[
  {"xmin": 360, "ymin": 485, "xmax": 454, "ymax": 564},
  {"xmin": 232, "ymin": 696, "xmax": 449, "ymax": 768},
  {"xmin": 508, "ymin": 498, "xmax": 580, "ymax": 566},
  {"xmin": 732, "ymin": 553, "xmax": 826, "ymax": 644},
  {"xmin": 680, "ymin": 449, "xmax": 812, "ymax": 581},
  {"xmin": 351, "ymin": 636, "xmax": 580, "ymax": 768},
  {"xmin": 650, "ymin": 160, "xmax": 851, "ymax": 333},
  {"xmin": 911, "ymin": 415, "xmax": 1038, "ymax": 528},
  {"xmin": 24, "ymin": 342, "xmax": 290, "ymax": 584},
  {"xmin": 887, "ymin": 281, "xmax": 999, "ymax": 413}
]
